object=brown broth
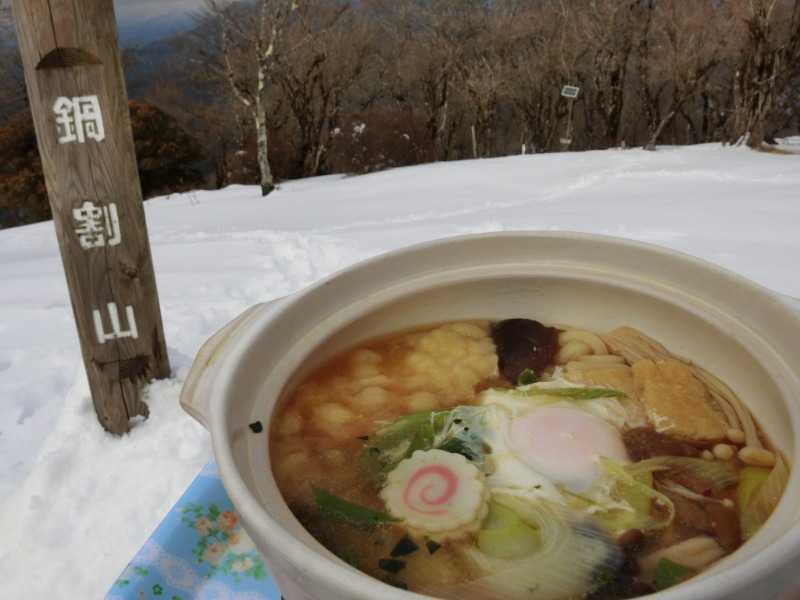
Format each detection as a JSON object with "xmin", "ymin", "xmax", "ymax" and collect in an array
[
  {"xmin": 269, "ymin": 320, "xmax": 787, "ymax": 599},
  {"xmin": 271, "ymin": 321, "xmax": 500, "ymax": 509}
]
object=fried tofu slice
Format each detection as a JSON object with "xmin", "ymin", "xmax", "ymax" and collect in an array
[
  {"xmin": 631, "ymin": 358, "xmax": 729, "ymax": 442},
  {"xmin": 563, "ymin": 367, "xmax": 648, "ymax": 429}
]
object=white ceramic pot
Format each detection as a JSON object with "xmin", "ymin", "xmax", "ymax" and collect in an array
[{"xmin": 180, "ymin": 231, "xmax": 800, "ymax": 600}]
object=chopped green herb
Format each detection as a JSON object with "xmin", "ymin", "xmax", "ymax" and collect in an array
[
  {"xmin": 595, "ymin": 569, "xmax": 614, "ymax": 584},
  {"xmin": 425, "ymin": 538, "xmax": 442, "ymax": 554},
  {"xmin": 378, "ymin": 558, "xmax": 407, "ymax": 574},
  {"xmin": 516, "ymin": 387, "xmax": 624, "ymax": 400},
  {"xmin": 356, "ymin": 435, "xmax": 369, "ymax": 441},
  {"xmin": 391, "ymin": 535, "xmax": 420, "ymax": 558},
  {"xmin": 653, "ymin": 557, "xmax": 694, "ymax": 591},
  {"xmin": 436, "ymin": 433, "xmax": 475, "ymax": 460},
  {"xmin": 363, "ymin": 410, "xmax": 442, "ymax": 471},
  {"xmin": 517, "ymin": 368, "xmax": 537, "ymax": 386},
  {"xmin": 383, "ymin": 575, "xmax": 409, "ymax": 590},
  {"xmin": 338, "ymin": 548, "xmax": 360, "ymax": 569},
  {"xmin": 361, "ymin": 407, "xmax": 488, "ymax": 474},
  {"xmin": 310, "ymin": 483, "xmax": 399, "ymax": 523}
]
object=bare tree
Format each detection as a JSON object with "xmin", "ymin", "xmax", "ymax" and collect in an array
[
  {"xmin": 388, "ymin": 0, "xmax": 486, "ymax": 161},
  {"xmin": 6, "ymin": 0, "xmax": 800, "ymax": 225},
  {"xmin": 0, "ymin": 0, "xmax": 27, "ymax": 121},
  {"xmin": 729, "ymin": 0, "xmax": 800, "ymax": 148},
  {"xmin": 456, "ymin": 1, "xmax": 523, "ymax": 158},
  {"xmin": 143, "ymin": 11, "xmax": 263, "ymax": 190},
  {"xmin": 571, "ymin": 0, "xmax": 646, "ymax": 148},
  {"xmin": 203, "ymin": 0, "xmax": 299, "ymax": 195},
  {"xmin": 151, "ymin": 75, "xmax": 252, "ymax": 188},
  {"xmin": 637, "ymin": 0, "xmax": 732, "ymax": 149},
  {"xmin": 273, "ymin": 0, "xmax": 377, "ymax": 177},
  {"xmin": 503, "ymin": 1, "xmax": 585, "ymax": 152}
]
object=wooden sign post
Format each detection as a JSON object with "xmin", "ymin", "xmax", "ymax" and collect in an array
[
  {"xmin": 560, "ymin": 85, "xmax": 580, "ymax": 148},
  {"xmin": 11, "ymin": 0, "xmax": 170, "ymax": 434}
]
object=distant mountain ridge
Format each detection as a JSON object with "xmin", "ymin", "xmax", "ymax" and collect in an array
[{"xmin": 117, "ymin": 12, "xmax": 194, "ymax": 45}]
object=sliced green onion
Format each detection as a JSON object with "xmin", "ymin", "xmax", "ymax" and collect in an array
[
  {"xmin": 627, "ymin": 456, "xmax": 739, "ymax": 489},
  {"xmin": 435, "ymin": 494, "xmax": 623, "ymax": 599},
  {"xmin": 570, "ymin": 459, "xmax": 674, "ymax": 534},
  {"xmin": 364, "ymin": 410, "xmax": 444, "ymax": 471},
  {"xmin": 514, "ymin": 387, "xmax": 625, "ymax": 400},
  {"xmin": 310, "ymin": 483, "xmax": 399, "ymax": 523},
  {"xmin": 740, "ymin": 454, "xmax": 789, "ymax": 540},
  {"xmin": 517, "ymin": 369, "xmax": 537, "ymax": 386},
  {"xmin": 362, "ymin": 406, "xmax": 489, "ymax": 474},
  {"xmin": 476, "ymin": 521, "xmax": 541, "ymax": 559},
  {"xmin": 476, "ymin": 503, "xmax": 541, "ymax": 559},
  {"xmin": 653, "ymin": 557, "xmax": 695, "ymax": 591},
  {"xmin": 737, "ymin": 466, "xmax": 771, "ymax": 509}
]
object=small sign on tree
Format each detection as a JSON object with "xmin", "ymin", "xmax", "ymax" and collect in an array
[
  {"xmin": 11, "ymin": 0, "xmax": 170, "ymax": 434},
  {"xmin": 560, "ymin": 85, "xmax": 580, "ymax": 148},
  {"xmin": 561, "ymin": 85, "xmax": 580, "ymax": 99}
]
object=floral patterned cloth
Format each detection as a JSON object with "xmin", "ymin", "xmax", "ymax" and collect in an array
[{"xmin": 105, "ymin": 459, "xmax": 281, "ymax": 600}]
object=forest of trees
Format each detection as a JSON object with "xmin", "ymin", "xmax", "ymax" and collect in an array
[{"xmin": 1, "ymin": 0, "xmax": 799, "ymax": 227}]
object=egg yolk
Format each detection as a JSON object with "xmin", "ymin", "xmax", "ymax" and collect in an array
[{"xmin": 508, "ymin": 405, "xmax": 630, "ymax": 492}]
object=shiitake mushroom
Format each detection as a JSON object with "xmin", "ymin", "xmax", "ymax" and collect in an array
[{"xmin": 491, "ymin": 318, "xmax": 559, "ymax": 383}]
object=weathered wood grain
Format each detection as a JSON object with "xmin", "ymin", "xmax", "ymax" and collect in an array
[{"xmin": 11, "ymin": 0, "xmax": 170, "ymax": 434}]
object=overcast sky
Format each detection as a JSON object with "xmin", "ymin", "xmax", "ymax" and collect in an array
[{"xmin": 113, "ymin": 0, "xmax": 206, "ymax": 24}]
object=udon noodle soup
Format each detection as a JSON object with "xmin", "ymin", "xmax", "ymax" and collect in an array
[{"xmin": 270, "ymin": 318, "xmax": 788, "ymax": 599}]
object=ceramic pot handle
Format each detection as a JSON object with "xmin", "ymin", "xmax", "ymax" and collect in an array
[{"xmin": 179, "ymin": 301, "xmax": 276, "ymax": 430}]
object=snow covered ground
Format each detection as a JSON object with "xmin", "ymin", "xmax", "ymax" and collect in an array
[{"xmin": 0, "ymin": 142, "xmax": 799, "ymax": 598}]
